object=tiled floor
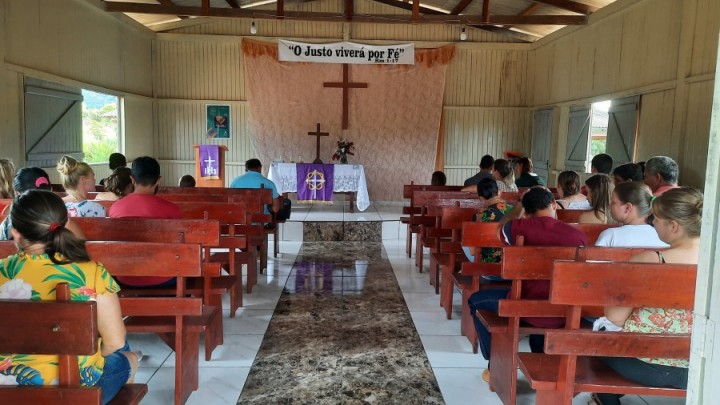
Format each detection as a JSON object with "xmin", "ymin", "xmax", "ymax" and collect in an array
[{"xmin": 127, "ymin": 204, "xmax": 685, "ymax": 405}]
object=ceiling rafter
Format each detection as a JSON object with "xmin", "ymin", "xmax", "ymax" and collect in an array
[
  {"xmin": 532, "ymin": 0, "xmax": 598, "ymax": 15},
  {"xmin": 450, "ymin": 0, "xmax": 473, "ymax": 15},
  {"xmin": 104, "ymin": 2, "xmax": 587, "ymax": 25}
]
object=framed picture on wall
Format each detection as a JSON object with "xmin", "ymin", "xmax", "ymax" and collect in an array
[{"xmin": 206, "ymin": 104, "xmax": 231, "ymax": 139}]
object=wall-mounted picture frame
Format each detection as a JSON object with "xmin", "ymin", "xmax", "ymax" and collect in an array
[{"xmin": 206, "ymin": 104, "xmax": 230, "ymax": 139}]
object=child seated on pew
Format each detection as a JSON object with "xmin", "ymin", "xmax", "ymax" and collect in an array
[
  {"xmin": 96, "ymin": 167, "xmax": 133, "ymax": 202},
  {"xmin": 0, "ymin": 190, "xmax": 138, "ymax": 405},
  {"xmin": 178, "ymin": 174, "xmax": 196, "ymax": 188},
  {"xmin": 57, "ymin": 155, "xmax": 106, "ymax": 218},
  {"xmin": 590, "ymin": 187, "xmax": 702, "ymax": 405},
  {"xmin": 462, "ymin": 178, "xmax": 512, "ymax": 272}
]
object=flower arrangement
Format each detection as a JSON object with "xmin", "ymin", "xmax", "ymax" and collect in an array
[{"xmin": 332, "ymin": 140, "xmax": 355, "ymax": 164}]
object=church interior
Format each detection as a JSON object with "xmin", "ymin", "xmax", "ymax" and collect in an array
[{"xmin": 1, "ymin": 0, "xmax": 719, "ymax": 404}]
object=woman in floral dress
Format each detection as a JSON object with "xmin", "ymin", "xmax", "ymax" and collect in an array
[
  {"xmin": 0, "ymin": 190, "xmax": 137, "ymax": 404},
  {"xmin": 591, "ymin": 187, "xmax": 702, "ymax": 405}
]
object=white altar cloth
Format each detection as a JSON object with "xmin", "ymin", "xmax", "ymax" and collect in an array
[{"xmin": 268, "ymin": 162, "xmax": 370, "ymax": 211}]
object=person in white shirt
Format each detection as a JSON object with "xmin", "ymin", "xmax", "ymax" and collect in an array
[{"xmin": 595, "ymin": 181, "xmax": 669, "ymax": 248}]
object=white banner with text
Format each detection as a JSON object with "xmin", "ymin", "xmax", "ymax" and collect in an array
[{"xmin": 278, "ymin": 40, "xmax": 415, "ymax": 65}]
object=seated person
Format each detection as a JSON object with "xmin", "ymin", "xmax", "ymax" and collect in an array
[
  {"xmin": 96, "ymin": 167, "xmax": 133, "ymax": 202},
  {"xmin": 178, "ymin": 174, "xmax": 196, "ymax": 188},
  {"xmin": 230, "ymin": 158, "xmax": 281, "ymax": 220},
  {"xmin": 1, "ymin": 167, "xmax": 53, "ymax": 240},
  {"xmin": 462, "ymin": 178, "xmax": 513, "ymax": 270},
  {"xmin": 578, "ymin": 174, "xmax": 614, "ymax": 224},
  {"xmin": 109, "ymin": 156, "xmax": 181, "ymax": 287},
  {"xmin": 591, "ymin": 153, "xmax": 614, "ymax": 174},
  {"xmin": 467, "ymin": 187, "xmax": 587, "ymax": 382},
  {"xmin": 514, "ymin": 157, "xmax": 546, "ymax": 187},
  {"xmin": 0, "ymin": 190, "xmax": 138, "ymax": 404},
  {"xmin": 555, "ymin": 170, "xmax": 590, "ymax": 210},
  {"xmin": 430, "ymin": 171, "xmax": 446, "ymax": 186},
  {"xmin": 612, "ymin": 162, "xmax": 644, "ymax": 184},
  {"xmin": 57, "ymin": 155, "xmax": 106, "ymax": 217},
  {"xmin": 462, "ymin": 159, "xmax": 518, "ymax": 193},
  {"xmin": 644, "ymin": 156, "xmax": 680, "ymax": 196},
  {"xmin": 0, "ymin": 158, "xmax": 15, "ymax": 199},
  {"xmin": 595, "ymin": 181, "xmax": 668, "ymax": 248},
  {"xmin": 591, "ymin": 188, "xmax": 701, "ymax": 405},
  {"xmin": 464, "ymin": 155, "xmax": 494, "ymax": 186},
  {"xmin": 99, "ymin": 153, "xmax": 127, "ymax": 187}
]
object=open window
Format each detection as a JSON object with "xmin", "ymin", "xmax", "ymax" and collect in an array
[
  {"xmin": 564, "ymin": 96, "xmax": 640, "ymax": 172},
  {"xmin": 23, "ymin": 77, "xmax": 121, "ymax": 168}
]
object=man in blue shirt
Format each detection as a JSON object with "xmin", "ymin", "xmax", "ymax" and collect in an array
[{"xmin": 230, "ymin": 158, "xmax": 281, "ymax": 214}]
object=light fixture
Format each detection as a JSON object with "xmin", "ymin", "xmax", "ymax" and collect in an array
[
  {"xmin": 460, "ymin": 27, "xmax": 467, "ymax": 41},
  {"xmin": 250, "ymin": 21, "xmax": 257, "ymax": 35}
]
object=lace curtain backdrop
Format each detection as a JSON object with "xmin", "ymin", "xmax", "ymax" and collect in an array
[{"xmin": 242, "ymin": 40, "xmax": 454, "ymax": 201}]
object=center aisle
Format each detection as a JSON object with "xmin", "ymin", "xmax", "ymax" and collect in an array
[{"xmin": 238, "ymin": 241, "xmax": 444, "ymax": 404}]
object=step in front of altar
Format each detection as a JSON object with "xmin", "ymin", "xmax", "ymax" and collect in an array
[{"xmin": 303, "ymin": 221, "xmax": 381, "ymax": 242}]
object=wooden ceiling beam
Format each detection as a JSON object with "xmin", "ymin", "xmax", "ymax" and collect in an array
[
  {"xmin": 412, "ymin": 0, "xmax": 420, "ymax": 21},
  {"xmin": 105, "ymin": 2, "xmax": 587, "ymax": 25},
  {"xmin": 450, "ymin": 0, "xmax": 473, "ymax": 15},
  {"xmin": 481, "ymin": 0, "xmax": 489, "ymax": 23},
  {"xmin": 277, "ymin": 0, "xmax": 285, "ymax": 17},
  {"xmin": 532, "ymin": 0, "xmax": 598, "ymax": 15},
  {"xmin": 345, "ymin": 0, "xmax": 353, "ymax": 21},
  {"xmin": 370, "ymin": 0, "xmax": 445, "ymax": 15}
]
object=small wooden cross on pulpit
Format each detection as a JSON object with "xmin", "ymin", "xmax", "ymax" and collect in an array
[
  {"xmin": 307, "ymin": 122, "xmax": 329, "ymax": 164},
  {"xmin": 323, "ymin": 64, "xmax": 368, "ymax": 130}
]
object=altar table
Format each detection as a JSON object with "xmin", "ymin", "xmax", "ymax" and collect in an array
[{"xmin": 268, "ymin": 162, "xmax": 370, "ymax": 211}]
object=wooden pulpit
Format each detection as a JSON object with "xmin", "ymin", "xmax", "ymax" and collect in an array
[{"xmin": 194, "ymin": 144, "xmax": 228, "ymax": 187}]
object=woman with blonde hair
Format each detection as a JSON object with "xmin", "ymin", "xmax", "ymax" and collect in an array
[
  {"xmin": 578, "ymin": 174, "xmax": 614, "ymax": 224},
  {"xmin": 0, "ymin": 159, "xmax": 15, "ymax": 199},
  {"xmin": 57, "ymin": 155, "xmax": 105, "ymax": 217},
  {"xmin": 590, "ymin": 187, "xmax": 702, "ymax": 405}
]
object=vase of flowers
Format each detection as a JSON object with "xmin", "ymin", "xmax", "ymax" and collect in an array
[{"xmin": 332, "ymin": 140, "xmax": 355, "ymax": 164}]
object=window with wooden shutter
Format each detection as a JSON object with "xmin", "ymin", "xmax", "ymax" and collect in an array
[
  {"xmin": 605, "ymin": 96, "xmax": 640, "ymax": 166},
  {"xmin": 531, "ymin": 108, "xmax": 553, "ymax": 182},
  {"xmin": 24, "ymin": 77, "xmax": 84, "ymax": 168},
  {"xmin": 565, "ymin": 105, "xmax": 591, "ymax": 172}
]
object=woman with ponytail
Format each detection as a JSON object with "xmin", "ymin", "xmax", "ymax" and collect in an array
[
  {"xmin": 0, "ymin": 190, "xmax": 137, "ymax": 404},
  {"xmin": 594, "ymin": 181, "xmax": 668, "ymax": 248}
]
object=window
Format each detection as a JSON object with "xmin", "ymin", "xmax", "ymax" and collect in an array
[
  {"xmin": 565, "ymin": 96, "xmax": 640, "ymax": 172},
  {"xmin": 590, "ymin": 100, "xmax": 611, "ymax": 156},
  {"xmin": 82, "ymin": 90, "xmax": 120, "ymax": 164}
]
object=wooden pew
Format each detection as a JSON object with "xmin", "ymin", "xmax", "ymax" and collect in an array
[
  {"xmin": 412, "ymin": 190, "xmax": 478, "ymax": 270},
  {"xmin": 71, "ymin": 218, "xmax": 225, "ymax": 362},
  {"xmin": 425, "ymin": 200, "xmax": 486, "ymax": 289},
  {"xmin": 518, "ymin": 261, "xmax": 695, "ymax": 404},
  {"xmin": 158, "ymin": 186, "xmax": 273, "ymax": 271},
  {"xmin": 458, "ymin": 222, "xmax": 507, "ymax": 353},
  {"xmin": 0, "ymin": 241, "xmax": 206, "ymax": 405},
  {"xmin": 555, "ymin": 209, "xmax": 590, "ymax": 223},
  {"xmin": 401, "ymin": 184, "xmax": 465, "ymax": 257},
  {"xmin": 488, "ymin": 244, "xmax": 642, "ymax": 405},
  {"xmin": 0, "ymin": 282, "xmax": 147, "ymax": 405}
]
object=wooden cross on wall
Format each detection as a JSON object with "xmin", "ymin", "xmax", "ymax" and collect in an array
[
  {"xmin": 323, "ymin": 64, "xmax": 368, "ymax": 130},
  {"xmin": 307, "ymin": 122, "xmax": 329, "ymax": 164}
]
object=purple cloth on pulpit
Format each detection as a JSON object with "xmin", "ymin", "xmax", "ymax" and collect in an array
[
  {"xmin": 296, "ymin": 163, "xmax": 334, "ymax": 202},
  {"xmin": 199, "ymin": 145, "xmax": 220, "ymax": 179}
]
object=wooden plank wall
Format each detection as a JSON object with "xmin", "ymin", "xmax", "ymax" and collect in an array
[
  {"xmin": 157, "ymin": 0, "xmax": 529, "ymax": 192},
  {"xmin": 529, "ymin": 0, "xmax": 719, "ymax": 189}
]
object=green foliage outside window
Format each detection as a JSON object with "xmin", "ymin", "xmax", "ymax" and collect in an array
[{"xmin": 82, "ymin": 90, "xmax": 119, "ymax": 164}]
